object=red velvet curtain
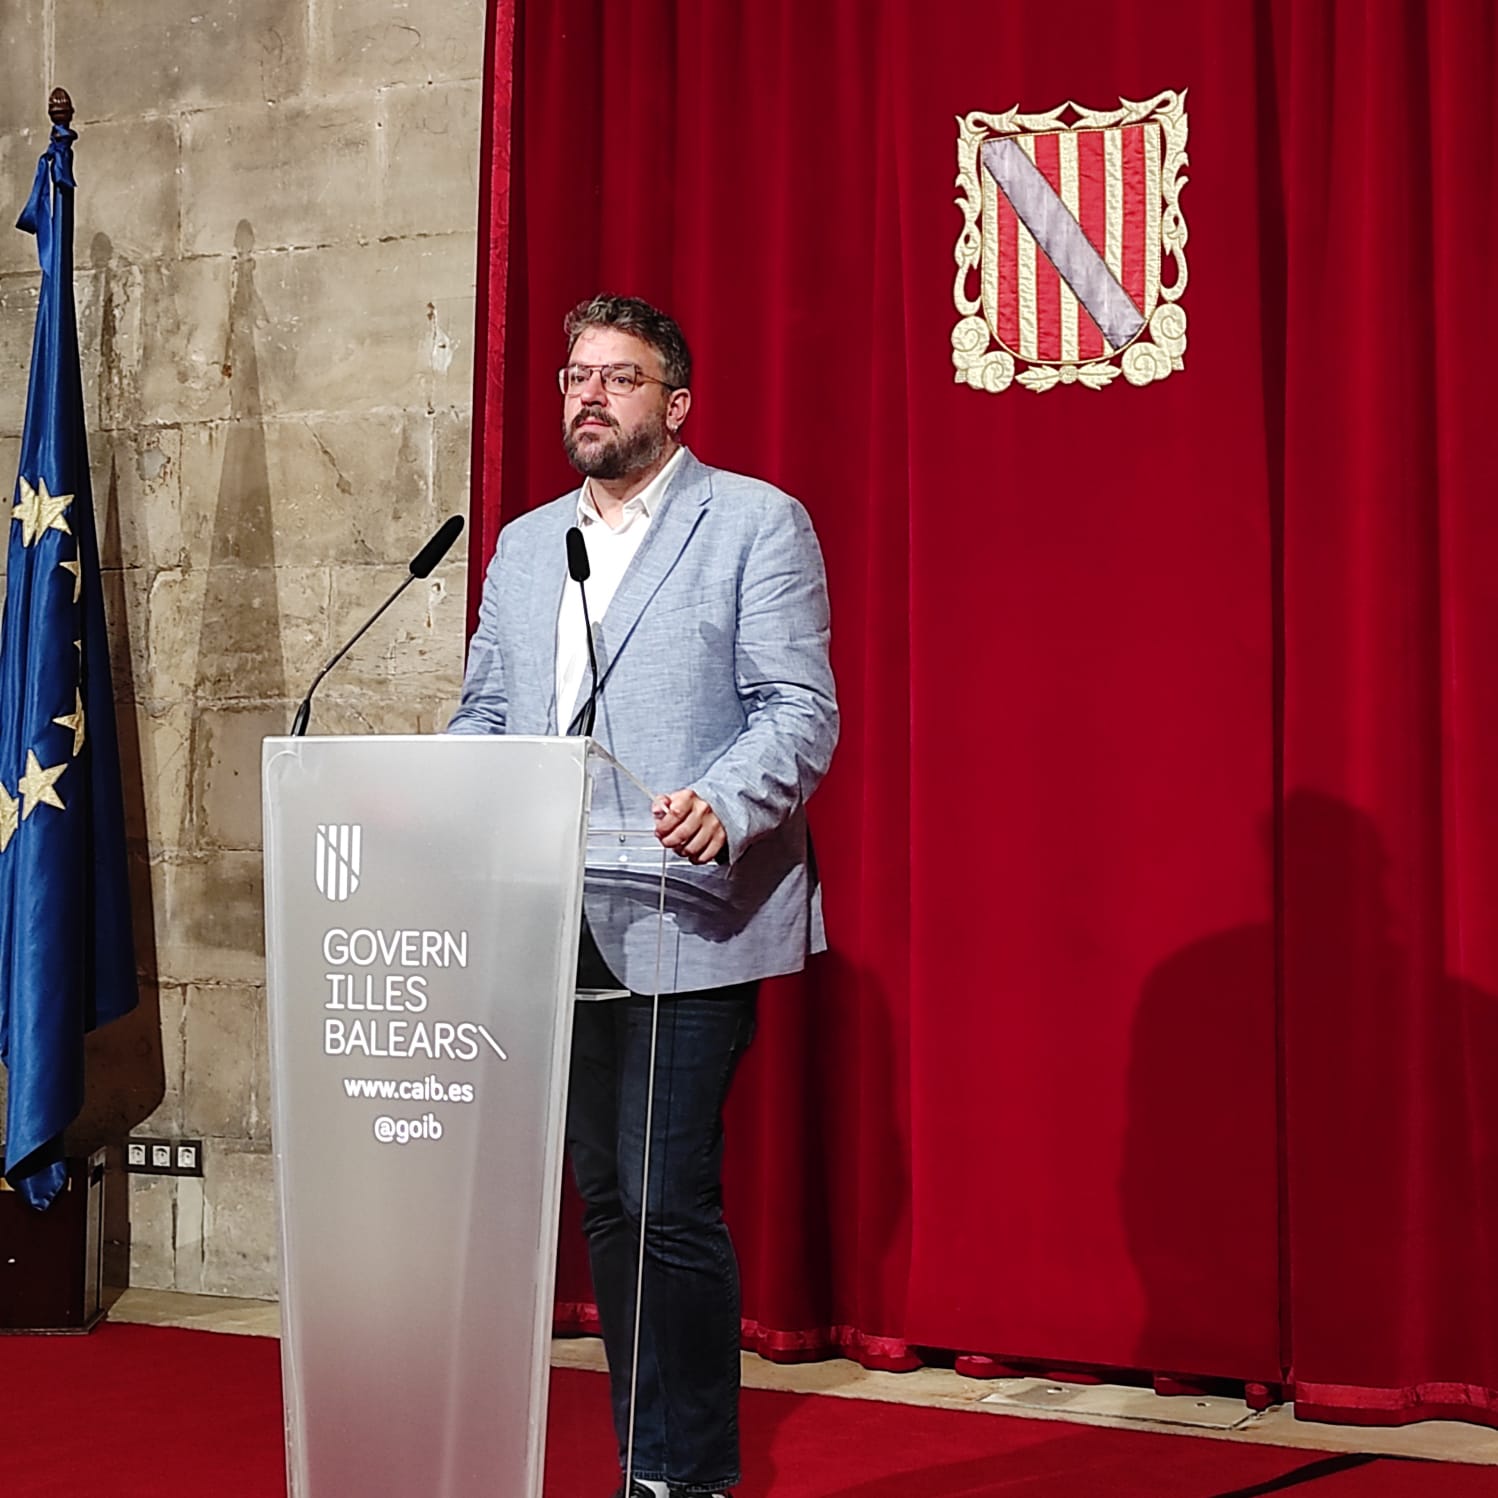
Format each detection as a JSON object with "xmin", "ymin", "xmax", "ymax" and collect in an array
[
  {"xmin": 470, "ymin": 0, "xmax": 1498, "ymax": 1425},
  {"xmin": 1275, "ymin": 0, "xmax": 1498, "ymax": 1426}
]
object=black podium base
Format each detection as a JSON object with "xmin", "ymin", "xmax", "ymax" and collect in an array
[{"xmin": 0, "ymin": 1150, "xmax": 106, "ymax": 1333}]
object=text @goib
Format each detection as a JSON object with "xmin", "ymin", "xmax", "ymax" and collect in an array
[{"xmin": 373, "ymin": 1114, "xmax": 445, "ymax": 1145}]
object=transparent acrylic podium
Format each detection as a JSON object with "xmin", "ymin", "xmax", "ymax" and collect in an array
[{"xmin": 261, "ymin": 734, "xmax": 669, "ymax": 1498}]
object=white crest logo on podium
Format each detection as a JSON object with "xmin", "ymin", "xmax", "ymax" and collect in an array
[{"xmin": 315, "ymin": 823, "xmax": 362, "ymax": 901}]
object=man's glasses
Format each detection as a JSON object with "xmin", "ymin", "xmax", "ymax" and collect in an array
[{"xmin": 558, "ymin": 362, "xmax": 676, "ymax": 396}]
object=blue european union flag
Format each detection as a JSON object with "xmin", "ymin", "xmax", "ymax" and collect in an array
[{"xmin": 0, "ymin": 112, "xmax": 136, "ymax": 1209}]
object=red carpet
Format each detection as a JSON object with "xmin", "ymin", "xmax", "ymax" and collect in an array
[{"xmin": 1, "ymin": 1323, "xmax": 1494, "ymax": 1497}]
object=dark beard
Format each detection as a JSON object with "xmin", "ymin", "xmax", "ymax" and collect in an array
[{"xmin": 562, "ymin": 412, "xmax": 668, "ymax": 480}]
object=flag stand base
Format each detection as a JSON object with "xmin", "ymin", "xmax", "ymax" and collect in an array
[{"xmin": 0, "ymin": 1149, "xmax": 106, "ymax": 1333}]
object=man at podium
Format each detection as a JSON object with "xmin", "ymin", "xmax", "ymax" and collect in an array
[{"xmin": 448, "ymin": 294, "xmax": 838, "ymax": 1498}]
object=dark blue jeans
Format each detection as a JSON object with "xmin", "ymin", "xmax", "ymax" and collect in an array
[{"xmin": 566, "ymin": 983, "xmax": 757, "ymax": 1492}]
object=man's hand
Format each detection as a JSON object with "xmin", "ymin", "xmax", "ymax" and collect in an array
[{"xmin": 652, "ymin": 789, "xmax": 726, "ymax": 865}]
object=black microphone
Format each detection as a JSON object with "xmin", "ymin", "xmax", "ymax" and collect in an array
[
  {"xmin": 289, "ymin": 514, "xmax": 465, "ymax": 737},
  {"xmin": 566, "ymin": 525, "xmax": 599, "ymax": 737},
  {"xmin": 410, "ymin": 514, "xmax": 465, "ymax": 578}
]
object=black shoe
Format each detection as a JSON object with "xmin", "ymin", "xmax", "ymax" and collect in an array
[
  {"xmin": 610, "ymin": 1482, "xmax": 732, "ymax": 1498},
  {"xmin": 610, "ymin": 1485, "xmax": 732, "ymax": 1498}
]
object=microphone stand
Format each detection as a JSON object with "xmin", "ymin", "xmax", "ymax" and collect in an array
[
  {"xmin": 290, "ymin": 575, "xmax": 420, "ymax": 737},
  {"xmin": 566, "ymin": 525, "xmax": 599, "ymax": 738},
  {"xmin": 577, "ymin": 585, "xmax": 598, "ymax": 738},
  {"xmin": 290, "ymin": 514, "xmax": 464, "ymax": 737}
]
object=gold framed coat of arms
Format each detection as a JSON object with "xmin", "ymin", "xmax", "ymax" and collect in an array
[{"xmin": 952, "ymin": 91, "xmax": 1188, "ymax": 393}]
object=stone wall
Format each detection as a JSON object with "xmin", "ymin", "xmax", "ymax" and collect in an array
[{"xmin": 0, "ymin": 0, "xmax": 485, "ymax": 1297}]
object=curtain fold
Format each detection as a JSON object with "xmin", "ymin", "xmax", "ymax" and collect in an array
[
  {"xmin": 473, "ymin": 0, "xmax": 1498, "ymax": 1425},
  {"xmin": 466, "ymin": 0, "xmax": 518, "ymax": 633},
  {"xmin": 1275, "ymin": 0, "xmax": 1498, "ymax": 1426}
]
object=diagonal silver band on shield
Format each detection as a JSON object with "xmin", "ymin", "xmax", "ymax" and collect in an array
[{"xmin": 981, "ymin": 136, "xmax": 1146, "ymax": 352}]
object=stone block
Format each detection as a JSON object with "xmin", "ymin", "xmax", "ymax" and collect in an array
[
  {"xmin": 127, "ymin": 1172, "xmax": 177, "ymax": 1291},
  {"xmin": 201, "ymin": 1143, "xmax": 280, "ymax": 1298},
  {"xmin": 0, "ymin": 128, "xmax": 47, "ymax": 276},
  {"xmin": 150, "ymin": 850, "xmax": 268, "ymax": 987},
  {"xmin": 250, "ymin": 1000, "xmax": 273, "ymax": 1146},
  {"xmin": 177, "ymin": 411, "xmax": 435, "ymax": 572},
  {"xmin": 237, "ymin": 235, "xmax": 478, "ymax": 417},
  {"xmin": 315, "ymin": 684, "xmax": 463, "ymax": 737},
  {"xmin": 127, "ymin": 848, "xmax": 160, "ymax": 982},
  {"xmin": 118, "ymin": 566, "xmax": 188, "ymax": 707},
  {"xmin": 173, "ymin": 1174, "xmax": 207, "ymax": 1292},
  {"xmin": 185, "ymin": 563, "xmax": 290, "ymax": 704},
  {"xmin": 427, "ymin": 277, "xmax": 477, "ymax": 416},
  {"xmin": 182, "ymin": 98, "xmax": 381, "ymax": 257},
  {"xmin": 56, "ymin": 0, "xmax": 309, "ymax": 121},
  {"xmin": 121, "ymin": 702, "xmax": 193, "ymax": 851},
  {"xmin": 72, "ymin": 117, "xmax": 181, "ymax": 267},
  {"xmin": 192, "ymin": 705, "xmax": 291, "ymax": 850},
  {"xmin": 93, "ymin": 427, "xmax": 185, "ymax": 572},
  {"xmin": 0, "ymin": 432, "xmax": 18, "ymax": 513},
  {"xmin": 132, "ymin": 982, "xmax": 188, "ymax": 1138},
  {"xmin": 0, "ymin": 4, "xmax": 47, "ymax": 134},
  {"xmin": 140, "ymin": 563, "xmax": 217, "ymax": 704},
  {"xmin": 131, "ymin": 562, "xmax": 327, "ymax": 708},
  {"xmin": 100, "ymin": 565, "xmax": 175, "ymax": 708},
  {"xmin": 271, "ymin": 411, "xmax": 437, "ymax": 563},
  {"xmin": 327, "ymin": 563, "xmax": 465, "ymax": 694},
  {"xmin": 275, "ymin": 566, "xmax": 338, "ymax": 693},
  {"xmin": 182, "ymin": 984, "xmax": 267, "ymax": 1140},
  {"xmin": 136, "ymin": 258, "xmax": 234, "ymax": 427},
  {"xmin": 77, "ymin": 257, "xmax": 147, "ymax": 434},
  {"xmin": 312, "ymin": 0, "xmax": 487, "ymax": 91},
  {"xmin": 431, "ymin": 408, "xmax": 473, "ymax": 550},
  {"xmin": 100, "ymin": 568, "xmax": 150, "ymax": 703},
  {"xmin": 380, "ymin": 81, "xmax": 483, "ymax": 241},
  {"xmin": 176, "ymin": 418, "xmax": 279, "ymax": 571},
  {"xmin": 0, "ymin": 274, "xmax": 41, "ymax": 436},
  {"xmin": 172, "ymin": 562, "xmax": 325, "ymax": 703}
]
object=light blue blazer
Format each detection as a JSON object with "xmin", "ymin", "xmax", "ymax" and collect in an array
[{"xmin": 447, "ymin": 449, "xmax": 838, "ymax": 994}]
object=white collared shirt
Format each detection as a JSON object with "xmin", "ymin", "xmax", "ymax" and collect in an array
[{"xmin": 555, "ymin": 445, "xmax": 686, "ymax": 732}]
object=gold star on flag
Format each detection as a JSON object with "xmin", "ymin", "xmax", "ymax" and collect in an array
[
  {"xmin": 13, "ymin": 476, "xmax": 73, "ymax": 546},
  {"xmin": 17, "ymin": 749, "xmax": 67, "ymax": 819},
  {"xmin": 54, "ymin": 690, "xmax": 86, "ymax": 757},
  {"xmin": 0, "ymin": 783, "xmax": 17, "ymax": 852},
  {"xmin": 59, "ymin": 556, "xmax": 81, "ymax": 603}
]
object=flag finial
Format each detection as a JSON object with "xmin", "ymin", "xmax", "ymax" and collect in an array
[{"xmin": 48, "ymin": 89, "xmax": 73, "ymax": 128}]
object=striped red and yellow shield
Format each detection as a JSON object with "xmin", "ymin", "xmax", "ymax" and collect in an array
[{"xmin": 980, "ymin": 122, "xmax": 1163, "ymax": 363}]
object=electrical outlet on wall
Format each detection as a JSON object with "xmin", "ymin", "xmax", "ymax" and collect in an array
[{"xmin": 125, "ymin": 1137, "xmax": 206, "ymax": 1178}]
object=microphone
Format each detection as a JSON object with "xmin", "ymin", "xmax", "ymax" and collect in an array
[
  {"xmin": 289, "ymin": 514, "xmax": 465, "ymax": 737},
  {"xmin": 410, "ymin": 514, "xmax": 464, "ymax": 578},
  {"xmin": 566, "ymin": 525, "xmax": 599, "ymax": 737}
]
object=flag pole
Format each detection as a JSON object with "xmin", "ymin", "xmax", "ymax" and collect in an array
[{"xmin": 1, "ymin": 83, "xmax": 138, "ymax": 1211}]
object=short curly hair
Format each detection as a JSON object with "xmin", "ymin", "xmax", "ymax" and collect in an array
[{"xmin": 563, "ymin": 294, "xmax": 692, "ymax": 390}]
